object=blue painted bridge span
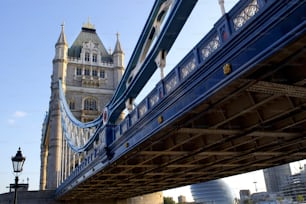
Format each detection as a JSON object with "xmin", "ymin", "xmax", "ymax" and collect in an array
[{"xmin": 56, "ymin": 0, "xmax": 306, "ymax": 200}]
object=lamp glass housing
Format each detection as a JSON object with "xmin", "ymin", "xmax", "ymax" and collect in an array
[{"xmin": 11, "ymin": 148, "xmax": 26, "ymax": 173}]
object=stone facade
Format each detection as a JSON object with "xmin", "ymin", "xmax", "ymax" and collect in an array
[{"xmin": 0, "ymin": 191, "xmax": 163, "ymax": 204}]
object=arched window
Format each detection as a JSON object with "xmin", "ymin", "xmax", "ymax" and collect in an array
[{"xmin": 84, "ymin": 98, "xmax": 97, "ymax": 111}]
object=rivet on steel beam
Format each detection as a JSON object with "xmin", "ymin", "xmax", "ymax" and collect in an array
[
  {"xmin": 125, "ymin": 142, "xmax": 129, "ymax": 148},
  {"xmin": 158, "ymin": 115, "xmax": 163, "ymax": 124},
  {"xmin": 223, "ymin": 63, "xmax": 232, "ymax": 75}
]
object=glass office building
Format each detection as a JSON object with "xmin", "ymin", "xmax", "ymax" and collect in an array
[
  {"xmin": 191, "ymin": 179, "xmax": 234, "ymax": 204},
  {"xmin": 263, "ymin": 164, "xmax": 292, "ymax": 193}
]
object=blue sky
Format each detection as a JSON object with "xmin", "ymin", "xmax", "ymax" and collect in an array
[{"xmin": 1, "ymin": 0, "xmax": 304, "ymax": 202}]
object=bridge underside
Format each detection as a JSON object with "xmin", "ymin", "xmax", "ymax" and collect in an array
[{"xmin": 59, "ymin": 30, "xmax": 306, "ymax": 200}]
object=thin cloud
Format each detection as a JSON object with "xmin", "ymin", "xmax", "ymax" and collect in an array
[
  {"xmin": 13, "ymin": 111, "xmax": 27, "ymax": 118},
  {"xmin": 8, "ymin": 119, "xmax": 15, "ymax": 125},
  {"xmin": 7, "ymin": 111, "xmax": 28, "ymax": 125}
]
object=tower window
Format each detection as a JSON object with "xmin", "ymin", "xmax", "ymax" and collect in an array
[
  {"xmin": 85, "ymin": 69, "xmax": 90, "ymax": 76},
  {"xmin": 84, "ymin": 98, "xmax": 97, "ymax": 111},
  {"xmin": 85, "ymin": 53, "xmax": 90, "ymax": 61},
  {"xmin": 100, "ymin": 70, "xmax": 105, "ymax": 78},
  {"xmin": 69, "ymin": 101, "xmax": 75, "ymax": 110},
  {"xmin": 92, "ymin": 54, "xmax": 97, "ymax": 62},
  {"xmin": 76, "ymin": 68, "xmax": 82, "ymax": 75},
  {"xmin": 92, "ymin": 70, "xmax": 98, "ymax": 76}
]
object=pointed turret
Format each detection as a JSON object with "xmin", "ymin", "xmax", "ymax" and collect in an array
[
  {"xmin": 56, "ymin": 23, "xmax": 68, "ymax": 46},
  {"xmin": 53, "ymin": 23, "xmax": 68, "ymax": 86},
  {"xmin": 113, "ymin": 33, "xmax": 124, "ymax": 68},
  {"xmin": 54, "ymin": 23, "xmax": 68, "ymax": 61},
  {"xmin": 114, "ymin": 33, "xmax": 124, "ymax": 54}
]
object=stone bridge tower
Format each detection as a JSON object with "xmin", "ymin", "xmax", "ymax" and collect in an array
[{"xmin": 40, "ymin": 21, "xmax": 124, "ymax": 190}]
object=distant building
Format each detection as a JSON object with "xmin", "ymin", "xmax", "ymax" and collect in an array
[
  {"xmin": 190, "ymin": 179, "xmax": 234, "ymax": 204},
  {"xmin": 178, "ymin": 195, "xmax": 186, "ymax": 203},
  {"xmin": 250, "ymin": 192, "xmax": 279, "ymax": 204},
  {"xmin": 281, "ymin": 165, "xmax": 306, "ymax": 201},
  {"xmin": 239, "ymin": 189, "xmax": 251, "ymax": 204},
  {"xmin": 249, "ymin": 191, "xmax": 293, "ymax": 204},
  {"xmin": 263, "ymin": 164, "xmax": 292, "ymax": 193}
]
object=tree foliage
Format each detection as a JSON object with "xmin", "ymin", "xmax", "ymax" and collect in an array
[
  {"xmin": 297, "ymin": 194, "xmax": 304, "ymax": 202},
  {"xmin": 164, "ymin": 196, "xmax": 176, "ymax": 204}
]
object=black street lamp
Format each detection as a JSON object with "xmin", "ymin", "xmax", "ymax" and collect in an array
[{"xmin": 11, "ymin": 147, "xmax": 26, "ymax": 204}]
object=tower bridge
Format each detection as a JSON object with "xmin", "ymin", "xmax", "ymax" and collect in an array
[{"xmin": 40, "ymin": 0, "xmax": 306, "ymax": 202}]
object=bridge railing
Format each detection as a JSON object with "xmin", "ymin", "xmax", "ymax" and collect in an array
[{"xmin": 113, "ymin": 0, "xmax": 270, "ymax": 141}]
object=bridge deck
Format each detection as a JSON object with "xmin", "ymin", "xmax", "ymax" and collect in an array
[{"xmin": 56, "ymin": 0, "xmax": 306, "ymax": 200}]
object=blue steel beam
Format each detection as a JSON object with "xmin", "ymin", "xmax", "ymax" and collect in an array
[
  {"xmin": 106, "ymin": 0, "xmax": 198, "ymax": 124},
  {"xmin": 56, "ymin": 0, "xmax": 306, "ymax": 200},
  {"xmin": 109, "ymin": 0, "xmax": 169, "ymax": 104},
  {"xmin": 110, "ymin": 0, "xmax": 306, "ymax": 165}
]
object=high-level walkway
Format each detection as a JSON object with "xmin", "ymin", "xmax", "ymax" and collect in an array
[{"xmin": 55, "ymin": 0, "xmax": 306, "ymax": 201}]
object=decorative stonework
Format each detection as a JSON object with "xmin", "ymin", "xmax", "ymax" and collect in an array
[
  {"xmin": 201, "ymin": 35, "xmax": 220, "ymax": 60},
  {"xmin": 223, "ymin": 63, "xmax": 232, "ymax": 75},
  {"xmin": 149, "ymin": 93, "xmax": 159, "ymax": 107},
  {"xmin": 233, "ymin": 0, "xmax": 259, "ymax": 30},
  {"xmin": 165, "ymin": 74, "xmax": 178, "ymax": 94},
  {"xmin": 139, "ymin": 103, "xmax": 148, "ymax": 118},
  {"xmin": 181, "ymin": 57, "xmax": 196, "ymax": 79}
]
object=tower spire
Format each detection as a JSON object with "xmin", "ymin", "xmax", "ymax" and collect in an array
[
  {"xmin": 56, "ymin": 22, "xmax": 67, "ymax": 45},
  {"xmin": 113, "ymin": 32, "xmax": 125, "ymax": 71},
  {"xmin": 114, "ymin": 32, "xmax": 124, "ymax": 54}
]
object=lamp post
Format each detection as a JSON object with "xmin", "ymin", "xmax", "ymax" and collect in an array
[
  {"xmin": 218, "ymin": 0, "xmax": 225, "ymax": 15},
  {"xmin": 11, "ymin": 147, "xmax": 26, "ymax": 204}
]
